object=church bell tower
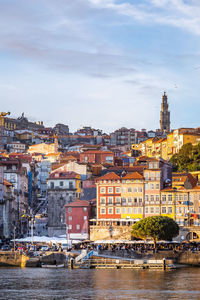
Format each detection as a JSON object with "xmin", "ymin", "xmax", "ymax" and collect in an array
[{"xmin": 160, "ymin": 92, "xmax": 170, "ymax": 133}]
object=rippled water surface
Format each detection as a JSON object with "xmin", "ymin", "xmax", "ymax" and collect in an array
[{"xmin": 1, "ymin": 267, "xmax": 200, "ymax": 300}]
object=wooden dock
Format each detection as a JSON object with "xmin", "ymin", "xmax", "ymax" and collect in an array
[{"xmin": 75, "ymin": 257, "xmax": 173, "ymax": 270}]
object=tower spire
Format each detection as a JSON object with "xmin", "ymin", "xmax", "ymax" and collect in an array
[{"xmin": 160, "ymin": 92, "xmax": 170, "ymax": 133}]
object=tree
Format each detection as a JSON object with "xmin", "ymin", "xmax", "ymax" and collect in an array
[
  {"xmin": 170, "ymin": 142, "xmax": 200, "ymax": 172},
  {"xmin": 131, "ymin": 216, "xmax": 179, "ymax": 248}
]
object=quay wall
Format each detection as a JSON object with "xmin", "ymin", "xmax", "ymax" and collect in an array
[
  {"xmin": 98, "ymin": 249, "xmax": 200, "ymax": 266},
  {"xmin": 2, "ymin": 250, "xmax": 200, "ymax": 267},
  {"xmin": 0, "ymin": 251, "xmax": 29, "ymax": 267}
]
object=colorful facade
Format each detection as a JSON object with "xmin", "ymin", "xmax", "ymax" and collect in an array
[
  {"xmin": 95, "ymin": 158, "xmax": 200, "ymax": 230},
  {"xmin": 96, "ymin": 157, "xmax": 172, "ymax": 226},
  {"xmin": 132, "ymin": 128, "xmax": 200, "ymax": 160}
]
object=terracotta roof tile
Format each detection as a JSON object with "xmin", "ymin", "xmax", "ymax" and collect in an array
[
  {"xmin": 122, "ymin": 172, "xmax": 144, "ymax": 180},
  {"xmin": 81, "ymin": 150, "xmax": 113, "ymax": 154},
  {"xmin": 65, "ymin": 200, "xmax": 90, "ymax": 207},
  {"xmin": 49, "ymin": 171, "xmax": 80, "ymax": 179},
  {"xmin": 97, "ymin": 172, "xmax": 120, "ymax": 181},
  {"xmin": 3, "ymin": 179, "xmax": 13, "ymax": 186}
]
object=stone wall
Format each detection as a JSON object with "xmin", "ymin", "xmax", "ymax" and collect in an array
[
  {"xmin": 90, "ymin": 225, "xmax": 132, "ymax": 241},
  {"xmin": 47, "ymin": 189, "xmax": 75, "ymax": 237}
]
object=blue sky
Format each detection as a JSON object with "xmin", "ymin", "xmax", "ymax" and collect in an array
[{"xmin": 0, "ymin": 0, "xmax": 200, "ymax": 132}]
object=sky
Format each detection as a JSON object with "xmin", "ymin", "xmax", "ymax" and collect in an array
[{"xmin": 1, "ymin": 0, "xmax": 200, "ymax": 133}]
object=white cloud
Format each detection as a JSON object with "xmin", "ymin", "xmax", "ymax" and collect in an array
[
  {"xmin": 89, "ymin": 0, "xmax": 200, "ymax": 35},
  {"xmin": 0, "ymin": 0, "xmax": 199, "ymax": 131}
]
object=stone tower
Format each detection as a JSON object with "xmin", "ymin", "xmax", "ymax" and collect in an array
[{"xmin": 160, "ymin": 92, "xmax": 170, "ymax": 133}]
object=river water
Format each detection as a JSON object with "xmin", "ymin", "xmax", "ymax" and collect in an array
[{"xmin": 0, "ymin": 267, "xmax": 200, "ymax": 300}]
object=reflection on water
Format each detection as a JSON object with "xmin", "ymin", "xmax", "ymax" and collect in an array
[{"xmin": 0, "ymin": 267, "xmax": 200, "ymax": 300}]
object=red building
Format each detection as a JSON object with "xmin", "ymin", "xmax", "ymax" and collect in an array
[
  {"xmin": 96, "ymin": 172, "xmax": 121, "ymax": 221},
  {"xmin": 79, "ymin": 150, "xmax": 114, "ymax": 164},
  {"xmin": 65, "ymin": 200, "xmax": 95, "ymax": 239}
]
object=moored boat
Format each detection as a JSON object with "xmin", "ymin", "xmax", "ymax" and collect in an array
[{"xmin": 41, "ymin": 263, "xmax": 65, "ymax": 268}]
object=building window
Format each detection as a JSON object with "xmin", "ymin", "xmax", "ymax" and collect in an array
[
  {"xmin": 60, "ymin": 181, "xmax": 63, "ymax": 187},
  {"xmin": 100, "ymin": 187, "xmax": 106, "ymax": 193},
  {"xmin": 138, "ymin": 187, "xmax": 142, "ymax": 193},
  {"xmin": 83, "ymin": 216, "xmax": 87, "ymax": 220},
  {"xmin": 154, "ymin": 163, "xmax": 159, "ymax": 169},
  {"xmin": 83, "ymin": 207, "xmax": 87, "ymax": 212},
  {"xmin": 128, "ymin": 187, "xmax": 132, "ymax": 192},
  {"xmin": 128, "ymin": 207, "xmax": 132, "ymax": 214},
  {"xmin": 150, "ymin": 172, "xmax": 155, "ymax": 180},
  {"xmin": 138, "ymin": 208, "xmax": 142, "ymax": 214},
  {"xmin": 155, "ymin": 207, "xmax": 160, "ymax": 213},
  {"xmin": 145, "ymin": 195, "xmax": 149, "ymax": 202},
  {"xmin": 69, "ymin": 224, "xmax": 72, "ymax": 230},
  {"xmin": 115, "ymin": 197, "xmax": 121, "ymax": 204},
  {"xmin": 162, "ymin": 207, "xmax": 166, "ymax": 213},
  {"xmin": 162, "ymin": 195, "xmax": 166, "ymax": 203},
  {"xmin": 150, "ymin": 195, "xmax": 154, "ymax": 202},
  {"xmin": 108, "ymin": 208, "xmax": 113, "ymax": 214},
  {"xmin": 122, "ymin": 197, "xmax": 126, "ymax": 205},
  {"xmin": 150, "ymin": 184, "xmax": 154, "ymax": 190},
  {"xmin": 134, "ymin": 198, "xmax": 137, "ymax": 203},
  {"xmin": 150, "ymin": 207, "xmax": 154, "ymax": 214},
  {"xmin": 149, "ymin": 163, "xmax": 153, "ymax": 169},
  {"xmin": 156, "ymin": 195, "xmax": 160, "ymax": 202},
  {"xmin": 108, "ymin": 187, "xmax": 113, "ymax": 193},
  {"xmin": 145, "ymin": 207, "xmax": 148, "ymax": 213},
  {"xmin": 122, "ymin": 187, "xmax": 126, "ymax": 193},
  {"xmin": 69, "ymin": 216, "xmax": 72, "ymax": 221},
  {"xmin": 168, "ymin": 195, "xmax": 173, "ymax": 202},
  {"xmin": 100, "ymin": 208, "xmax": 106, "ymax": 214},
  {"xmin": 168, "ymin": 207, "xmax": 173, "ymax": 214},
  {"xmin": 155, "ymin": 184, "xmax": 159, "ymax": 189},
  {"xmin": 145, "ymin": 183, "xmax": 149, "ymax": 190},
  {"xmin": 69, "ymin": 181, "xmax": 74, "ymax": 189},
  {"xmin": 116, "ymin": 208, "xmax": 120, "ymax": 214},
  {"xmin": 100, "ymin": 197, "xmax": 106, "ymax": 204},
  {"xmin": 108, "ymin": 197, "xmax": 113, "ymax": 204},
  {"xmin": 156, "ymin": 172, "xmax": 160, "ymax": 180},
  {"xmin": 68, "ymin": 207, "xmax": 72, "ymax": 213},
  {"xmin": 128, "ymin": 197, "xmax": 132, "ymax": 203},
  {"xmin": 122, "ymin": 208, "xmax": 126, "ymax": 214},
  {"xmin": 115, "ymin": 187, "xmax": 120, "ymax": 193},
  {"xmin": 50, "ymin": 182, "xmax": 54, "ymax": 189},
  {"xmin": 76, "ymin": 224, "xmax": 80, "ymax": 230},
  {"xmin": 134, "ymin": 188, "xmax": 137, "ymax": 193},
  {"xmin": 139, "ymin": 198, "xmax": 142, "ymax": 203}
]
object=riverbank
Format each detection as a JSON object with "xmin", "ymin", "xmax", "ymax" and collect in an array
[
  {"xmin": 0, "ymin": 251, "xmax": 76, "ymax": 268},
  {"xmin": 2, "ymin": 249, "xmax": 200, "ymax": 268}
]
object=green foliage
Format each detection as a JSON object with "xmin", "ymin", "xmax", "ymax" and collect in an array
[
  {"xmin": 170, "ymin": 142, "xmax": 200, "ymax": 172},
  {"xmin": 131, "ymin": 216, "xmax": 179, "ymax": 243}
]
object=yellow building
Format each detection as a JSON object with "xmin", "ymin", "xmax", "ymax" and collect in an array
[
  {"xmin": 15, "ymin": 131, "xmax": 33, "ymax": 141},
  {"xmin": 28, "ymin": 142, "xmax": 58, "ymax": 155},
  {"xmin": 160, "ymin": 188, "xmax": 175, "ymax": 219},
  {"xmin": 132, "ymin": 128, "xmax": 200, "ymax": 160},
  {"xmin": 120, "ymin": 172, "xmax": 144, "ymax": 220},
  {"xmin": 167, "ymin": 129, "xmax": 200, "ymax": 158}
]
